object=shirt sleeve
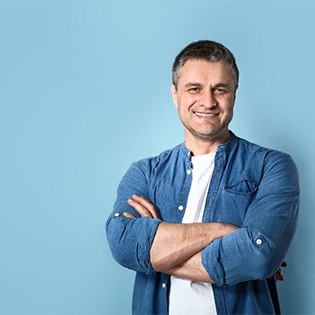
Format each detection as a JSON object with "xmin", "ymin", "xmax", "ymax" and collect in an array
[
  {"xmin": 106, "ymin": 161, "xmax": 161, "ymax": 274},
  {"xmin": 202, "ymin": 152, "xmax": 300, "ymax": 286}
]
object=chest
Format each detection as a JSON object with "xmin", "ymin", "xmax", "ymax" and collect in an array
[{"xmin": 149, "ymin": 162, "xmax": 260, "ymax": 227}]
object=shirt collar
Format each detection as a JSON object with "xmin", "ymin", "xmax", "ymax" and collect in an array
[{"xmin": 180, "ymin": 131, "xmax": 237, "ymax": 156}]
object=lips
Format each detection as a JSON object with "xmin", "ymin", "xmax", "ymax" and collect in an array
[{"xmin": 193, "ymin": 111, "xmax": 219, "ymax": 117}]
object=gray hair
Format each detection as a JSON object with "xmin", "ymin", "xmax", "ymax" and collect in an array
[{"xmin": 172, "ymin": 40, "xmax": 239, "ymax": 89}]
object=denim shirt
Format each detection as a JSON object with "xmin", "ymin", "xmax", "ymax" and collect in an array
[{"xmin": 106, "ymin": 133, "xmax": 299, "ymax": 315}]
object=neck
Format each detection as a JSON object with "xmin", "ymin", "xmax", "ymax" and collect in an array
[{"xmin": 185, "ymin": 131, "xmax": 231, "ymax": 156}]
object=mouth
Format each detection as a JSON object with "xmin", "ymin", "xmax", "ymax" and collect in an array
[{"xmin": 193, "ymin": 111, "xmax": 219, "ymax": 117}]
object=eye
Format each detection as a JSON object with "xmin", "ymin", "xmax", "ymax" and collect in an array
[
  {"xmin": 188, "ymin": 87, "xmax": 200, "ymax": 94},
  {"xmin": 214, "ymin": 87, "xmax": 228, "ymax": 94}
]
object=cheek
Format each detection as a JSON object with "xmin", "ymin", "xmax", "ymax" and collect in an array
[
  {"xmin": 177, "ymin": 97, "xmax": 190, "ymax": 112},
  {"xmin": 179, "ymin": 95, "xmax": 197, "ymax": 110},
  {"xmin": 178, "ymin": 105, "xmax": 189, "ymax": 118},
  {"xmin": 225, "ymin": 106, "xmax": 234, "ymax": 120},
  {"xmin": 223, "ymin": 100, "xmax": 234, "ymax": 112}
]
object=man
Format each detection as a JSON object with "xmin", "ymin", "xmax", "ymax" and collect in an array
[{"xmin": 106, "ymin": 40, "xmax": 299, "ymax": 314}]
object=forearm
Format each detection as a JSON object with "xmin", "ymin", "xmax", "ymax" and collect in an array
[
  {"xmin": 164, "ymin": 252, "xmax": 214, "ymax": 283},
  {"xmin": 150, "ymin": 221, "xmax": 238, "ymax": 272}
]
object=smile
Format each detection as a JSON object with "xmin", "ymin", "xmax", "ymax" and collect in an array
[{"xmin": 194, "ymin": 111, "xmax": 218, "ymax": 117}]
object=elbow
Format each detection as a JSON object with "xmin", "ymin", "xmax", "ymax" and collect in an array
[
  {"xmin": 252, "ymin": 257, "xmax": 279, "ymax": 280},
  {"xmin": 240, "ymin": 246, "xmax": 284, "ymax": 282},
  {"xmin": 106, "ymin": 218, "xmax": 121, "ymax": 263},
  {"xmin": 106, "ymin": 215, "xmax": 130, "ymax": 267},
  {"xmin": 240, "ymin": 245, "xmax": 283, "ymax": 281},
  {"xmin": 222, "ymin": 255, "xmax": 280, "ymax": 286}
]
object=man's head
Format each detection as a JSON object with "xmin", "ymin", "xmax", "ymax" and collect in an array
[
  {"xmin": 172, "ymin": 40, "xmax": 239, "ymax": 91},
  {"xmin": 171, "ymin": 40, "xmax": 239, "ymax": 152}
]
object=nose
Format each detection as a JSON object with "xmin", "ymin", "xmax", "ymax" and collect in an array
[{"xmin": 200, "ymin": 90, "xmax": 217, "ymax": 108}]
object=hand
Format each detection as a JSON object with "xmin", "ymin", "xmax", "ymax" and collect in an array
[
  {"xmin": 274, "ymin": 261, "xmax": 287, "ymax": 281},
  {"xmin": 124, "ymin": 195, "xmax": 160, "ymax": 219}
]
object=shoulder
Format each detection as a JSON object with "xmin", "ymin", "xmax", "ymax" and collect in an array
[
  {"xmin": 233, "ymin": 135, "xmax": 299, "ymax": 185},
  {"xmin": 234, "ymin": 135, "xmax": 295, "ymax": 162},
  {"xmin": 130, "ymin": 143, "xmax": 183, "ymax": 175}
]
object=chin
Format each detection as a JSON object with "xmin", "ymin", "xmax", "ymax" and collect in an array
[{"xmin": 196, "ymin": 128, "xmax": 229, "ymax": 141}]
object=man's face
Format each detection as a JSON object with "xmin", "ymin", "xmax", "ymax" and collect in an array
[{"xmin": 171, "ymin": 59, "xmax": 237, "ymax": 145}]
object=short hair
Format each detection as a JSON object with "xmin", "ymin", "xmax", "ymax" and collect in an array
[{"xmin": 172, "ymin": 40, "xmax": 239, "ymax": 89}]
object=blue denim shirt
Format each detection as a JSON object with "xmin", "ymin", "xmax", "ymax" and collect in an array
[{"xmin": 106, "ymin": 133, "xmax": 299, "ymax": 315}]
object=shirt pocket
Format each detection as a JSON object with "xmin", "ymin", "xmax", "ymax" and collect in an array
[
  {"xmin": 224, "ymin": 176, "xmax": 258, "ymax": 195},
  {"xmin": 213, "ymin": 176, "xmax": 258, "ymax": 225}
]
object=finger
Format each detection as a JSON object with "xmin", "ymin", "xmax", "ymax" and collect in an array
[
  {"xmin": 275, "ymin": 273, "xmax": 285, "ymax": 281},
  {"xmin": 132, "ymin": 195, "xmax": 158, "ymax": 218},
  {"xmin": 274, "ymin": 269, "xmax": 285, "ymax": 281},
  {"xmin": 123, "ymin": 212, "xmax": 136, "ymax": 218},
  {"xmin": 131, "ymin": 195, "xmax": 160, "ymax": 219},
  {"xmin": 128, "ymin": 198, "xmax": 154, "ymax": 218},
  {"xmin": 128, "ymin": 195, "xmax": 160, "ymax": 219}
]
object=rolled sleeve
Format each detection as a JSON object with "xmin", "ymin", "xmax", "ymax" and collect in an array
[
  {"xmin": 106, "ymin": 214, "xmax": 161, "ymax": 273},
  {"xmin": 202, "ymin": 152, "xmax": 299, "ymax": 286},
  {"xmin": 202, "ymin": 227, "xmax": 277, "ymax": 286},
  {"xmin": 106, "ymin": 160, "xmax": 161, "ymax": 274}
]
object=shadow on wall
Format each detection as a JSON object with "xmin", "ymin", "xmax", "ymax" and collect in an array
[
  {"xmin": 258, "ymin": 127, "xmax": 314, "ymax": 314},
  {"xmin": 278, "ymin": 160, "xmax": 314, "ymax": 314}
]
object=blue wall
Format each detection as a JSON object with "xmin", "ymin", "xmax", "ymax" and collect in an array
[{"xmin": 0, "ymin": 1, "xmax": 314, "ymax": 314}]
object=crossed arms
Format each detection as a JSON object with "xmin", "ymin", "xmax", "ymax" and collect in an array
[{"xmin": 125, "ymin": 194, "xmax": 238, "ymax": 282}]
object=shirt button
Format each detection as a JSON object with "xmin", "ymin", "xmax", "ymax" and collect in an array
[
  {"xmin": 114, "ymin": 212, "xmax": 120, "ymax": 217},
  {"xmin": 186, "ymin": 169, "xmax": 192, "ymax": 175},
  {"xmin": 178, "ymin": 205, "xmax": 184, "ymax": 211},
  {"xmin": 256, "ymin": 239, "xmax": 263, "ymax": 245},
  {"xmin": 162, "ymin": 282, "xmax": 167, "ymax": 288}
]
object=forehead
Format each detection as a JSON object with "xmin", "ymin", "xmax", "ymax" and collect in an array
[{"xmin": 178, "ymin": 59, "xmax": 236, "ymax": 85}]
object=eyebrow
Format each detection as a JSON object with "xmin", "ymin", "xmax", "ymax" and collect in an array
[
  {"xmin": 213, "ymin": 83, "xmax": 233, "ymax": 90},
  {"xmin": 184, "ymin": 82, "xmax": 233, "ymax": 89},
  {"xmin": 184, "ymin": 82, "xmax": 202, "ymax": 88}
]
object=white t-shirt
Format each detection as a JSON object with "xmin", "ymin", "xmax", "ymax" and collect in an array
[{"xmin": 169, "ymin": 152, "xmax": 217, "ymax": 315}]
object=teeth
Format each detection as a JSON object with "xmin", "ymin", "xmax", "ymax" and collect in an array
[{"xmin": 194, "ymin": 112, "xmax": 216, "ymax": 117}]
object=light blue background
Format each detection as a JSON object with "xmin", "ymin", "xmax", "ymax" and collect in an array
[{"xmin": 0, "ymin": 0, "xmax": 314, "ymax": 314}]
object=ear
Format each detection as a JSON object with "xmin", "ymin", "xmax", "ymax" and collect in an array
[
  {"xmin": 233, "ymin": 90, "xmax": 237, "ymax": 104},
  {"xmin": 171, "ymin": 84, "xmax": 178, "ymax": 108},
  {"xmin": 233, "ymin": 84, "xmax": 238, "ymax": 103},
  {"xmin": 233, "ymin": 92, "xmax": 236, "ymax": 103}
]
